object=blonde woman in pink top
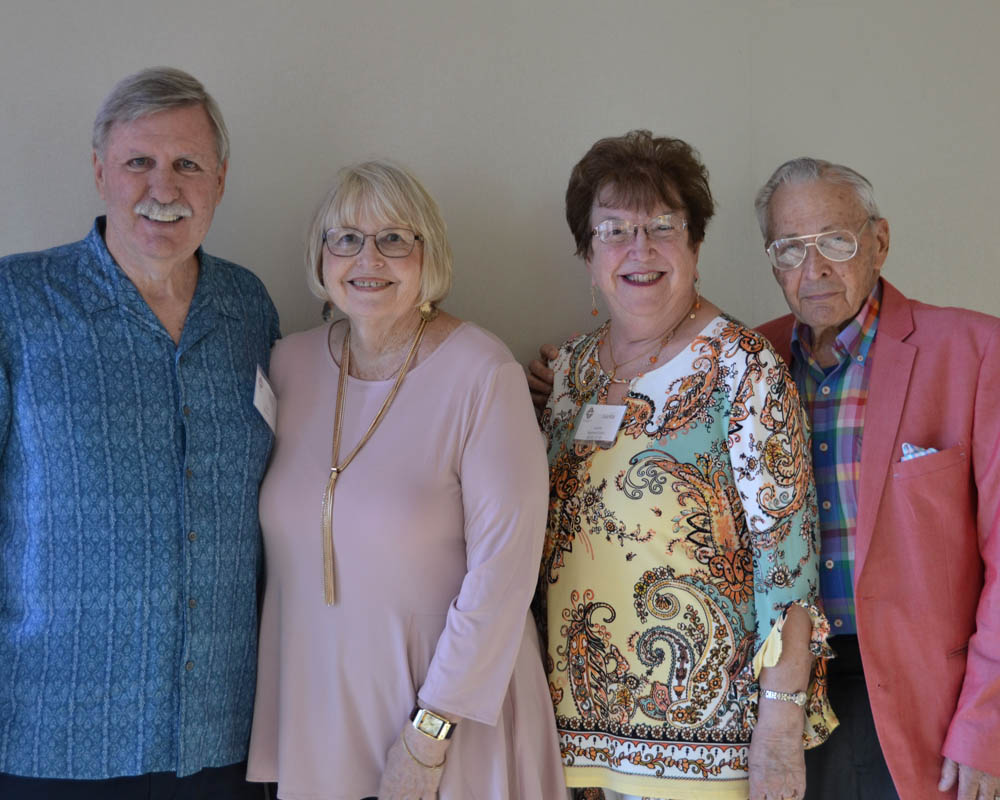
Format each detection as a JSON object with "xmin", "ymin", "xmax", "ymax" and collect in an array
[{"xmin": 246, "ymin": 160, "xmax": 565, "ymax": 800}]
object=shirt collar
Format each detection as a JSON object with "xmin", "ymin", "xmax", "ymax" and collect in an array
[
  {"xmin": 80, "ymin": 216, "xmax": 242, "ymax": 322},
  {"xmin": 791, "ymin": 281, "xmax": 882, "ymax": 371}
]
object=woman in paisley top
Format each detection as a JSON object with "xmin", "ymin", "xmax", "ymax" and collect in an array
[{"xmin": 537, "ymin": 131, "xmax": 836, "ymax": 800}]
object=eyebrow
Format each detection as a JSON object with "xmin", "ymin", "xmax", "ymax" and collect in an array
[{"xmin": 774, "ymin": 221, "xmax": 852, "ymax": 239}]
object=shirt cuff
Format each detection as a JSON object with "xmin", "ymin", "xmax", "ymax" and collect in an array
[{"xmin": 751, "ymin": 600, "xmax": 839, "ymax": 749}]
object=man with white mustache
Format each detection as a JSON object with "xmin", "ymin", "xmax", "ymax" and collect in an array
[{"xmin": 0, "ymin": 67, "xmax": 278, "ymax": 799}]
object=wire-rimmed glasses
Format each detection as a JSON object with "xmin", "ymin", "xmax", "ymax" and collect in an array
[
  {"xmin": 766, "ymin": 218, "xmax": 874, "ymax": 271},
  {"xmin": 323, "ymin": 227, "xmax": 422, "ymax": 258},
  {"xmin": 591, "ymin": 214, "xmax": 688, "ymax": 246}
]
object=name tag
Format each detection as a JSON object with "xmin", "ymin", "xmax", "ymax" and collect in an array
[
  {"xmin": 253, "ymin": 365, "xmax": 277, "ymax": 432},
  {"xmin": 573, "ymin": 403, "xmax": 626, "ymax": 445}
]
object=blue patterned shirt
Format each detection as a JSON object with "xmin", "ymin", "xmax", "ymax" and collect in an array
[{"xmin": 0, "ymin": 219, "xmax": 279, "ymax": 779}]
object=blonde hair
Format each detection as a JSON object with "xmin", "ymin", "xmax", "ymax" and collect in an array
[{"xmin": 305, "ymin": 160, "xmax": 453, "ymax": 307}]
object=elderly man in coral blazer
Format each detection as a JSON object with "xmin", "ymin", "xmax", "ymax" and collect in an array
[{"xmin": 755, "ymin": 158, "xmax": 1000, "ymax": 800}]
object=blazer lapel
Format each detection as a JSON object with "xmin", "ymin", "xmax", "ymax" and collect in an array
[{"xmin": 854, "ymin": 280, "xmax": 915, "ymax": 582}]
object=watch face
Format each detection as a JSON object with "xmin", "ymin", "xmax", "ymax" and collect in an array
[{"xmin": 415, "ymin": 712, "xmax": 444, "ymax": 737}]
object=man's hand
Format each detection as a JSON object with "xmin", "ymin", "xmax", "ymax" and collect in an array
[
  {"xmin": 939, "ymin": 757, "xmax": 1000, "ymax": 799},
  {"xmin": 526, "ymin": 343, "xmax": 558, "ymax": 414}
]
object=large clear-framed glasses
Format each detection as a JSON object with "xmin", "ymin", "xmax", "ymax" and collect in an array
[
  {"xmin": 591, "ymin": 214, "xmax": 688, "ymax": 246},
  {"xmin": 766, "ymin": 218, "xmax": 874, "ymax": 271},
  {"xmin": 323, "ymin": 227, "xmax": 422, "ymax": 258}
]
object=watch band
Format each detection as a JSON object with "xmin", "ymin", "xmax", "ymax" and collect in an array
[
  {"xmin": 409, "ymin": 706, "xmax": 456, "ymax": 740},
  {"xmin": 761, "ymin": 688, "xmax": 808, "ymax": 707}
]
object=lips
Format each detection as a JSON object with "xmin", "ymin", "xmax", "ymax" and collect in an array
[
  {"xmin": 134, "ymin": 200, "xmax": 192, "ymax": 224},
  {"xmin": 802, "ymin": 291, "xmax": 840, "ymax": 302},
  {"xmin": 140, "ymin": 212, "xmax": 185, "ymax": 223},
  {"xmin": 349, "ymin": 279, "xmax": 392, "ymax": 289},
  {"xmin": 621, "ymin": 271, "xmax": 663, "ymax": 285}
]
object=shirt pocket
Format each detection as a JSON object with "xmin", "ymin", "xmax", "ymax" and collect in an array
[{"xmin": 891, "ymin": 442, "xmax": 967, "ymax": 480}]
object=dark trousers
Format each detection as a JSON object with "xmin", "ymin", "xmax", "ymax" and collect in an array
[
  {"xmin": 804, "ymin": 635, "xmax": 899, "ymax": 800},
  {"xmin": 0, "ymin": 761, "xmax": 266, "ymax": 800}
]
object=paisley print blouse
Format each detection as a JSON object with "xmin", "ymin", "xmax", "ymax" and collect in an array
[{"xmin": 538, "ymin": 316, "xmax": 836, "ymax": 799}]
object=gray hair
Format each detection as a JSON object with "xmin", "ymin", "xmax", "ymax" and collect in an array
[
  {"xmin": 754, "ymin": 157, "xmax": 881, "ymax": 240},
  {"xmin": 305, "ymin": 159, "xmax": 453, "ymax": 306},
  {"xmin": 92, "ymin": 66, "xmax": 229, "ymax": 164}
]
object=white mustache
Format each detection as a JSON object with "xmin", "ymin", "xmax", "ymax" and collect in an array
[{"xmin": 133, "ymin": 199, "xmax": 192, "ymax": 221}]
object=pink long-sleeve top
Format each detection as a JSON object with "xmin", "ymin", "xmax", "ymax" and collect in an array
[{"xmin": 246, "ymin": 321, "xmax": 565, "ymax": 800}]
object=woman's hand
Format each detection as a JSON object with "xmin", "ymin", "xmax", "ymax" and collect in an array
[
  {"xmin": 377, "ymin": 722, "xmax": 451, "ymax": 800},
  {"xmin": 748, "ymin": 704, "xmax": 806, "ymax": 800},
  {"xmin": 749, "ymin": 603, "xmax": 812, "ymax": 799}
]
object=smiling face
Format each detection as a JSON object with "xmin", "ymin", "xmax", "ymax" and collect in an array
[
  {"xmin": 93, "ymin": 104, "xmax": 226, "ymax": 276},
  {"xmin": 586, "ymin": 195, "xmax": 700, "ymax": 332},
  {"xmin": 767, "ymin": 180, "xmax": 889, "ymax": 352},
  {"xmin": 321, "ymin": 211, "xmax": 423, "ymax": 329}
]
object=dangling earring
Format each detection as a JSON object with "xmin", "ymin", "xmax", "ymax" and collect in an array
[
  {"xmin": 419, "ymin": 301, "xmax": 439, "ymax": 322},
  {"xmin": 690, "ymin": 278, "xmax": 701, "ymax": 319},
  {"xmin": 591, "ymin": 284, "xmax": 600, "ymax": 317}
]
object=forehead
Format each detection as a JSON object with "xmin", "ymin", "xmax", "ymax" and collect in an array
[
  {"xmin": 593, "ymin": 181, "xmax": 681, "ymax": 218},
  {"xmin": 328, "ymin": 207, "xmax": 406, "ymax": 232},
  {"xmin": 105, "ymin": 105, "xmax": 216, "ymax": 154},
  {"xmin": 768, "ymin": 180, "xmax": 866, "ymax": 237},
  {"xmin": 591, "ymin": 195, "xmax": 675, "ymax": 221}
]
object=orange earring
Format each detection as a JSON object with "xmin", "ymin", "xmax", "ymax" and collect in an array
[
  {"xmin": 690, "ymin": 278, "xmax": 701, "ymax": 318},
  {"xmin": 591, "ymin": 284, "xmax": 599, "ymax": 317}
]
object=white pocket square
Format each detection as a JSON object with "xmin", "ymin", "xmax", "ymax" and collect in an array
[{"xmin": 901, "ymin": 442, "xmax": 938, "ymax": 461}]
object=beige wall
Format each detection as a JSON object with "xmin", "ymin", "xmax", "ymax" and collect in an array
[{"xmin": 2, "ymin": 0, "xmax": 997, "ymax": 360}]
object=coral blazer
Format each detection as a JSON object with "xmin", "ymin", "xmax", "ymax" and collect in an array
[{"xmin": 758, "ymin": 278, "xmax": 1000, "ymax": 799}]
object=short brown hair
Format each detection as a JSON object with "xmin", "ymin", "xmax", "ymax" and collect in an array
[{"xmin": 565, "ymin": 130, "xmax": 714, "ymax": 258}]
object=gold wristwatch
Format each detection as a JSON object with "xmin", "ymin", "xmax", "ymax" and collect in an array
[
  {"xmin": 410, "ymin": 706, "xmax": 456, "ymax": 740},
  {"xmin": 761, "ymin": 689, "xmax": 808, "ymax": 707}
]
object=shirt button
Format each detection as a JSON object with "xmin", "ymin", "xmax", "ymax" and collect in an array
[
  {"xmin": 822, "ymin": 500, "xmax": 831, "ymax": 510},
  {"xmin": 819, "ymin": 442, "xmax": 829, "ymax": 452},
  {"xmin": 833, "ymin": 619, "xmax": 844, "ymax": 628},
  {"xmin": 185, "ymin": 660, "xmax": 195, "ymax": 671},
  {"xmin": 183, "ymin": 405, "xmax": 191, "ymax": 416},
  {"xmin": 825, "ymin": 559, "xmax": 835, "ymax": 569},
  {"xmin": 188, "ymin": 598, "xmax": 197, "ymax": 609},
  {"xmin": 856, "ymin": 355, "xmax": 864, "ymax": 363},
  {"xmin": 185, "ymin": 468, "xmax": 193, "ymax": 479},
  {"xmin": 821, "ymin": 386, "xmax": 831, "ymax": 395},
  {"xmin": 188, "ymin": 531, "xmax": 197, "ymax": 542}
]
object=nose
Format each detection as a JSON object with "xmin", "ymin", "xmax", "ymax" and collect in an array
[
  {"xmin": 799, "ymin": 242, "xmax": 833, "ymax": 277},
  {"xmin": 356, "ymin": 235, "xmax": 385, "ymax": 265},
  {"xmin": 627, "ymin": 226, "xmax": 654, "ymax": 258},
  {"xmin": 148, "ymin": 164, "xmax": 180, "ymax": 202}
]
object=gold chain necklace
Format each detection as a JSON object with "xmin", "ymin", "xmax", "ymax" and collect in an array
[
  {"xmin": 602, "ymin": 296, "xmax": 699, "ymax": 385},
  {"xmin": 321, "ymin": 316, "xmax": 429, "ymax": 604}
]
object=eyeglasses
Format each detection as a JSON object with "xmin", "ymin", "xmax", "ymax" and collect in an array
[
  {"xmin": 766, "ymin": 218, "xmax": 874, "ymax": 271},
  {"xmin": 323, "ymin": 227, "xmax": 422, "ymax": 258},
  {"xmin": 591, "ymin": 214, "xmax": 688, "ymax": 246}
]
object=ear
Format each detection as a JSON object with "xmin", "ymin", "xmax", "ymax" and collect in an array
[
  {"xmin": 871, "ymin": 217, "xmax": 890, "ymax": 274},
  {"xmin": 92, "ymin": 150, "xmax": 106, "ymax": 200},
  {"xmin": 214, "ymin": 158, "xmax": 228, "ymax": 206}
]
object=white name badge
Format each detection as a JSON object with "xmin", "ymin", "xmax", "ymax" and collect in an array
[
  {"xmin": 253, "ymin": 365, "xmax": 277, "ymax": 432},
  {"xmin": 573, "ymin": 403, "xmax": 626, "ymax": 445}
]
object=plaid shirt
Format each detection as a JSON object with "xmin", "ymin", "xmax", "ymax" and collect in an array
[{"xmin": 789, "ymin": 283, "xmax": 882, "ymax": 635}]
